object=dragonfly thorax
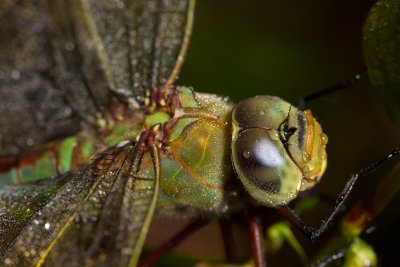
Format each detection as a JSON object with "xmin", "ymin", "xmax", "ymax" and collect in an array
[{"xmin": 231, "ymin": 96, "xmax": 328, "ymax": 207}]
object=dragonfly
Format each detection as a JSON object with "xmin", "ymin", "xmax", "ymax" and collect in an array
[{"xmin": 0, "ymin": 1, "xmax": 398, "ymax": 267}]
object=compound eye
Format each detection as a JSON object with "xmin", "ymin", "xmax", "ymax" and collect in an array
[{"xmin": 232, "ymin": 128, "xmax": 303, "ymax": 207}]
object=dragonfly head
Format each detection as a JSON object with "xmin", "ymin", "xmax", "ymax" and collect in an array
[{"xmin": 231, "ymin": 96, "xmax": 328, "ymax": 207}]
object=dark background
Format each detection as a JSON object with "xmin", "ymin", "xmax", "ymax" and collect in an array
[{"xmin": 154, "ymin": 0, "xmax": 400, "ymax": 266}]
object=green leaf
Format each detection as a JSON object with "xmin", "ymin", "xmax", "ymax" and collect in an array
[{"xmin": 363, "ymin": 0, "xmax": 400, "ymax": 121}]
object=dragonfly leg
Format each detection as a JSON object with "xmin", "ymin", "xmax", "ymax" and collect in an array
[
  {"xmin": 219, "ymin": 218, "xmax": 237, "ymax": 263},
  {"xmin": 277, "ymin": 147, "xmax": 399, "ymax": 242},
  {"xmin": 312, "ymin": 246, "xmax": 349, "ymax": 267},
  {"xmin": 298, "ymin": 68, "xmax": 366, "ymax": 110},
  {"xmin": 249, "ymin": 213, "xmax": 267, "ymax": 267},
  {"xmin": 138, "ymin": 218, "xmax": 211, "ymax": 267}
]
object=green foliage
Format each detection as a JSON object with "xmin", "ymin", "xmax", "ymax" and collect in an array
[
  {"xmin": 363, "ymin": 0, "xmax": 400, "ymax": 121},
  {"xmin": 343, "ymin": 238, "xmax": 377, "ymax": 267}
]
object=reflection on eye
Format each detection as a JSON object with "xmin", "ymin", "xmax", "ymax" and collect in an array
[{"xmin": 253, "ymin": 138, "xmax": 284, "ymax": 168}]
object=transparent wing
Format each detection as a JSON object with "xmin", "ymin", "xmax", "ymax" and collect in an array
[
  {"xmin": 0, "ymin": 1, "xmax": 81, "ymax": 156},
  {"xmin": 62, "ymin": 0, "xmax": 195, "ymax": 103},
  {"xmin": 0, "ymin": 0, "xmax": 194, "ymax": 156},
  {"xmin": 0, "ymin": 142, "xmax": 161, "ymax": 267}
]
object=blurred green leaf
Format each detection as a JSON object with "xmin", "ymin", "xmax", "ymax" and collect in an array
[
  {"xmin": 343, "ymin": 238, "xmax": 377, "ymax": 267},
  {"xmin": 363, "ymin": 0, "xmax": 400, "ymax": 121}
]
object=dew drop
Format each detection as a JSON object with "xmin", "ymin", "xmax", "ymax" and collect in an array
[
  {"xmin": 64, "ymin": 42, "xmax": 75, "ymax": 51},
  {"xmin": 298, "ymin": 180, "xmax": 308, "ymax": 191},
  {"xmin": 117, "ymin": 1, "xmax": 125, "ymax": 8},
  {"xmin": 259, "ymin": 110, "xmax": 265, "ymax": 116},
  {"xmin": 11, "ymin": 69, "xmax": 20, "ymax": 80},
  {"xmin": 4, "ymin": 258, "xmax": 12, "ymax": 265},
  {"xmin": 320, "ymin": 133, "xmax": 328, "ymax": 145},
  {"xmin": 27, "ymin": 138, "xmax": 34, "ymax": 146},
  {"xmin": 243, "ymin": 150, "xmax": 251, "ymax": 159},
  {"xmin": 269, "ymin": 131, "xmax": 280, "ymax": 141},
  {"xmin": 44, "ymin": 222, "xmax": 50, "ymax": 230},
  {"xmin": 117, "ymin": 140, "xmax": 130, "ymax": 147}
]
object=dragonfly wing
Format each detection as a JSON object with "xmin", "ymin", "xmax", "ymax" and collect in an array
[
  {"xmin": 64, "ymin": 0, "xmax": 195, "ymax": 103},
  {"xmin": 0, "ymin": 2, "xmax": 81, "ymax": 156},
  {"xmin": 0, "ymin": 143, "xmax": 161, "ymax": 267},
  {"xmin": 0, "ymin": 0, "xmax": 194, "ymax": 156},
  {"xmin": 0, "ymin": 175, "xmax": 71, "ymax": 252}
]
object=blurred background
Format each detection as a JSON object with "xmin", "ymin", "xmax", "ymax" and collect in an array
[{"xmin": 147, "ymin": 0, "xmax": 400, "ymax": 266}]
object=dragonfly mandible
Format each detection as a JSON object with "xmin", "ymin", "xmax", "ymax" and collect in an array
[{"xmin": 0, "ymin": 1, "xmax": 398, "ymax": 267}]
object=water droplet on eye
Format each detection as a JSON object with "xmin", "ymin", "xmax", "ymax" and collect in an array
[
  {"xmin": 298, "ymin": 180, "xmax": 308, "ymax": 191},
  {"xmin": 269, "ymin": 131, "xmax": 280, "ymax": 141},
  {"xmin": 243, "ymin": 150, "xmax": 251, "ymax": 159},
  {"xmin": 320, "ymin": 133, "xmax": 328, "ymax": 145}
]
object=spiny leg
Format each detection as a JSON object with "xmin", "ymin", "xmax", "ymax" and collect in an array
[
  {"xmin": 249, "ymin": 213, "xmax": 267, "ymax": 267},
  {"xmin": 312, "ymin": 245, "xmax": 349, "ymax": 267},
  {"xmin": 298, "ymin": 68, "xmax": 366, "ymax": 110},
  {"xmin": 277, "ymin": 147, "xmax": 399, "ymax": 242},
  {"xmin": 138, "ymin": 218, "xmax": 211, "ymax": 267}
]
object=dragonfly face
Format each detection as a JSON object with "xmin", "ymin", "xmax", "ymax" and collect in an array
[{"xmin": 232, "ymin": 96, "xmax": 328, "ymax": 207}]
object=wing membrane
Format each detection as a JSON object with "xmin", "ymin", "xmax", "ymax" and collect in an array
[
  {"xmin": 0, "ymin": 176, "xmax": 70, "ymax": 252},
  {"xmin": 67, "ymin": 0, "xmax": 195, "ymax": 102},
  {"xmin": 0, "ymin": 1, "xmax": 80, "ymax": 156},
  {"xmin": 0, "ymin": 142, "xmax": 160, "ymax": 267},
  {"xmin": 0, "ymin": 0, "xmax": 194, "ymax": 156}
]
